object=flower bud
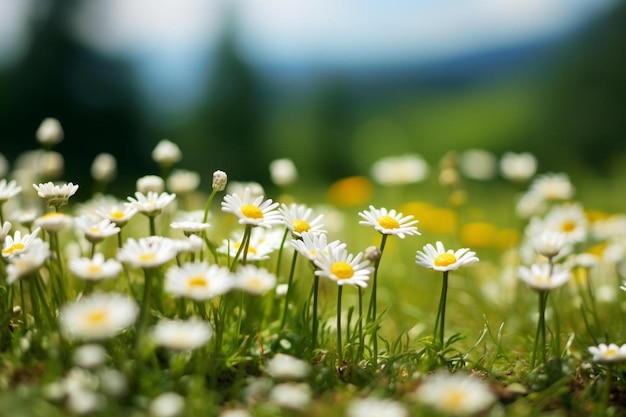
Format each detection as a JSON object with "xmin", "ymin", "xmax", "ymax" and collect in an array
[
  {"xmin": 212, "ymin": 170, "xmax": 227, "ymax": 191},
  {"xmin": 36, "ymin": 118, "xmax": 64, "ymax": 147}
]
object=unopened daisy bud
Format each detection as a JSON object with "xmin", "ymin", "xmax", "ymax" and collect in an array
[
  {"xmin": 136, "ymin": 175, "xmax": 164, "ymax": 194},
  {"xmin": 90, "ymin": 153, "xmax": 117, "ymax": 183},
  {"xmin": 152, "ymin": 139, "xmax": 182, "ymax": 167},
  {"xmin": 212, "ymin": 170, "xmax": 227, "ymax": 192},
  {"xmin": 269, "ymin": 158, "xmax": 298, "ymax": 187},
  {"xmin": 36, "ymin": 117, "xmax": 64, "ymax": 147},
  {"xmin": 364, "ymin": 246, "xmax": 381, "ymax": 263},
  {"xmin": 149, "ymin": 392, "xmax": 185, "ymax": 417}
]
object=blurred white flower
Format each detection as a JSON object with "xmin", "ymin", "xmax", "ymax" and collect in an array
[
  {"xmin": 151, "ymin": 318, "xmax": 213, "ymax": 351},
  {"xmin": 515, "ymin": 191, "xmax": 546, "ymax": 219},
  {"xmin": 459, "ymin": 149, "xmax": 497, "ymax": 180},
  {"xmin": 69, "ymin": 253, "xmax": 122, "ymax": 282},
  {"xmin": 149, "ymin": 392, "xmax": 185, "ymax": 417},
  {"xmin": 347, "ymin": 397, "xmax": 408, "ymax": 417},
  {"xmin": 499, "ymin": 152, "xmax": 537, "ymax": 182},
  {"xmin": 269, "ymin": 158, "xmax": 298, "ymax": 186},
  {"xmin": 164, "ymin": 261, "xmax": 232, "ymax": 300},
  {"xmin": 588, "ymin": 343, "xmax": 626, "ymax": 364},
  {"xmin": 166, "ymin": 169, "xmax": 201, "ymax": 194},
  {"xmin": 265, "ymin": 353, "xmax": 310, "ymax": 380},
  {"xmin": 529, "ymin": 172, "xmax": 575, "ymax": 202},
  {"xmin": 0, "ymin": 179, "xmax": 22, "ymax": 203},
  {"xmin": 126, "ymin": 191, "xmax": 176, "ymax": 217},
  {"xmin": 34, "ymin": 212, "xmax": 72, "ymax": 233},
  {"xmin": 415, "ymin": 371, "xmax": 495, "ymax": 416},
  {"xmin": 75, "ymin": 215, "xmax": 120, "ymax": 243},
  {"xmin": 73, "ymin": 344, "xmax": 108, "ymax": 369},
  {"xmin": 518, "ymin": 263, "xmax": 570, "ymax": 291},
  {"xmin": 36, "ymin": 117, "xmax": 64, "ymax": 147},
  {"xmin": 90, "ymin": 153, "xmax": 117, "ymax": 183},
  {"xmin": 136, "ymin": 175, "xmax": 165, "ymax": 194},
  {"xmin": 370, "ymin": 154, "xmax": 429, "ymax": 186},
  {"xmin": 152, "ymin": 139, "xmax": 182, "ymax": 167},
  {"xmin": 117, "ymin": 237, "xmax": 177, "ymax": 270},
  {"xmin": 33, "ymin": 181, "xmax": 79, "ymax": 208},
  {"xmin": 268, "ymin": 382, "xmax": 311, "ymax": 410},
  {"xmin": 235, "ymin": 265, "xmax": 277, "ymax": 295},
  {"xmin": 6, "ymin": 239, "xmax": 50, "ymax": 284}
]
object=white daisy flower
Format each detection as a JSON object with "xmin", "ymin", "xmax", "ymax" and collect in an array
[
  {"xmin": 415, "ymin": 241, "xmax": 479, "ymax": 272},
  {"xmin": 152, "ymin": 139, "xmax": 182, "ymax": 166},
  {"xmin": 12, "ymin": 208, "xmax": 40, "ymax": 228},
  {"xmin": 588, "ymin": 343, "xmax": 626, "ymax": 364},
  {"xmin": 36, "ymin": 117, "xmax": 64, "ymax": 147},
  {"xmin": 314, "ymin": 245, "xmax": 373, "ymax": 288},
  {"xmin": 166, "ymin": 169, "xmax": 201, "ymax": 194},
  {"xmin": 125, "ymin": 191, "xmax": 176, "ymax": 217},
  {"xmin": 75, "ymin": 215, "xmax": 120, "ymax": 243},
  {"xmin": 592, "ymin": 215, "xmax": 626, "ymax": 241},
  {"xmin": 151, "ymin": 318, "xmax": 213, "ymax": 351},
  {"xmin": 170, "ymin": 220, "xmax": 210, "ymax": 235},
  {"xmin": 531, "ymin": 230, "xmax": 569, "ymax": 260},
  {"xmin": 149, "ymin": 392, "xmax": 185, "ymax": 417},
  {"xmin": 234, "ymin": 265, "xmax": 277, "ymax": 295},
  {"xmin": 290, "ymin": 232, "xmax": 346, "ymax": 261},
  {"xmin": 2, "ymin": 227, "xmax": 42, "ymax": 258},
  {"xmin": 541, "ymin": 203, "xmax": 587, "ymax": 244},
  {"xmin": 218, "ymin": 229, "xmax": 282, "ymax": 262},
  {"xmin": 69, "ymin": 253, "xmax": 122, "ymax": 282},
  {"xmin": 59, "ymin": 292, "xmax": 139, "ymax": 341},
  {"xmin": 34, "ymin": 212, "xmax": 73, "ymax": 233},
  {"xmin": 221, "ymin": 187, "xmax": 281, "ymax": 228},
  {"xmin": 136, "ymin": 175, "xmax": 165, "ymax": 194},
  {"xmin": 164, "ymin": 261, "xmax": 232, "ymax": 300},
  {"xmin": 529, "ymin": 172, "xmax": 575, "ymax": 202},
  {"xmin": 499, "ymin": 151, "xmax": 537, "ymax": 183},
  {"xmin": 358, "ymin": 205, "xmax": 420, "ymax": 239},
  {"xmin": 0, "ymin": 179, "xmax": 22, "ymax": 203},
  {"xmin": 370, "ymin": 154, "xmax": 429, "ymax": 186},
  {"xmin": 515, "ymin": 191, "xmax": 546, "ymax": 219},
  {"xmin": 90, "ymin": 153, "xmax": 117, "ymax": 183},
  {"xmin": 415, "ymin": 371, "xmax": 496, "ymax": 416},
  {"xmin": 33, "ymin": 181, "xmax": 79, "ymax": 208},
  {"xmin": 96, "ymin": 204, "xmax": 137, "ymax": 227},
  {"xmin": 73, "ymin": 344, "xmax": 108, "ymax": 369},
  {"xmin": 265, "ymin": 353, "xmax": 311, "ymax": 380},
  {"xmin": 347, "ymin": 398, "xmax": 408, "ymax": 417},
  {"xmin": 117, "ymin": 237, "xmax": 177, "ymax": 270},
  {"xmin": 459, "ymin": 149, "xmax": 497, "ymax": 181},
  {"xmin": 269, "ymin": 158, "xmax": 298, "ymax": 187},
  {"xmin": 268, "ymin": 382, "xmax": 312, "ymax": 411},
  {"xmin": 279, "ymin": 203, "xmax": 325, "ymax": 237},
  {"xmin": 6, "ymin": 239, "xmax": 50, "ymax": 284},
  {"xmin": 518, "ymin": 263, "xmax": 570, "ymax": 291}
]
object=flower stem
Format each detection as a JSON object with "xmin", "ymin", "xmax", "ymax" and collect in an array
[
  {"xmin": 230, "ymin": 225, "xmax": 252, "ymax": 271},
  {"xmin": 367, "ymin": 234, "xmax": 387, "ymax": 361},
  {"xmin": 337, "ymin": 285, "xmax": 344, "ymax": 363},
  {"xmin": 280, "ymin": 250, "xmax": 299, "ymax": 330},
  {"xmin": 135, "ymin": 268, "xmax": 155, "ymax": 352},
  {"xmin": 434, "ymin": 271, "xmax": 449, "ymax": 349},
  {"xmin": 148, "ymin": 215, "xmax": 156, "ymax": 236},
  {"xmin": 311, "ymin": 274, "xmax": 320, "ymax": 353},
  {"xmin": 200, "ymin": 189, "xmax": 218, "ymax": 261}
]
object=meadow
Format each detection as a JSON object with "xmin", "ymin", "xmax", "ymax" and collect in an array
[{"xmin": 0, "ymin": 121, "xmax": 625, "ymax": 417}]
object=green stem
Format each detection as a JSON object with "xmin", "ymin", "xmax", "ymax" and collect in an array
[
  {"xmin": 135, "ymin": 268, "xmax": 155, "ymax": 352},
  {"xmin": 367, "ymin": 234, "xmax": 387, "ymax": 361},
  {"xmin": 148, "ymin": 215, "xmax": 156, "ymax": 236},
  {"xmin": 311, "ymin": 274, "xmax": 320, "ymax": 353},
  {"xmin": 434, "ymin": 271, "xmax": 449, "ymax": 349},
  {"xmin": 229, "ymin": 225, "xmax": 252, "ymax": 271},
  {"xmin": 274, "ymin": 228, "xmax": 290, "ymax": 279},
  {"xmin": 358, "ymin": 287, "xmax": 364, "ymax": 361},
  {"xmin": 200, "ymin": 189, "xmax": 218, "ymax": 261},
  {"xmin": 280, "ymin": 251, "xmax": 299, "ymax": 330},
  {"xmin": 337, "ymin": 285, "xmax": 344, "ymax": 363}
]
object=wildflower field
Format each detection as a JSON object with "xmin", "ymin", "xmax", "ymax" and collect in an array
[{"xmin": 1, "ymin": 119, "xmax": 626, "ymax": 417}]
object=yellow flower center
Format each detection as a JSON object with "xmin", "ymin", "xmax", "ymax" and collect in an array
[
  {"xmin": 561, "ymin": 220, "xmax": 576, "ymax": 233},
  {"xmin": 377, "ymin": 215, "xmax": 400, "ymax": 229},
  {"xmin": 188, "ymin": 276, "xmax": 208, "ymax": 288},
  {"xmin": 88, "ymin": 265, "xmax": 102, "ymax": 274},
  {"xmin": 90, "ymin": 226, "xmax": 100, "ymax": 233},
  {"xmin": 534, "ymin": 275, "xmax": 550, "ymax": 285},
  {"xmin": 43, "ymin": 212, "xmax": 63, "ymax": 219},
  {"xmin": 139, "ymin": 252, "xmax": 156, "ymax": 262},
  {"xmin": 3, "ymin": 243, "xmax": 25, "ymax": 255},
  {"xmin": 292, "ymin": 219, "xmax": 311, "ymax": 233},
  {"xmin": 331, "ymin": 261, "xmax": 354, "ymax": 279},
  {"xmin": 86, "ymin": 309, "xmax": 108, "ymax": 325},
  {"xmin": 247, "ymin": 277, "xmax": 265, "ymax": 291},
  {"xmin": 444, "ymin": 388, "xmax": 467, "ymax": 412},
  {"xmin": 434, "ymin": 253, "xmax": 457, "ymax": 267},
  {"xmin": 240, "ymin": 204, "xmax": 263, "ymax": 219},
  {"xmin": 606, "ymin": 347, "xmax": 618, "ymax": 357},
  {"xmin": 234, "ymin": 243, "xmax": 257, "ymax": 255},
  {"xmin": 110, "ymin": 210, "xmax": 125, "ymax": 219}
]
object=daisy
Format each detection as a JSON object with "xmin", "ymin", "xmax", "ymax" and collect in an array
[
  {"xmin": 12, "ymin": 208, "xmax": 39, "ymax": 228},
  {"xmin": 0, "ymin": 221, "xmax": 11, "ymax": 245},
  {"xmin": 499, "ymin": 151, "xmax": 537, "ymax": 183},
  {"xmin": 518, "ymin": 263, "xmax": 571, "ymax": 291},
  {"xmin": 531, "ymin": 230, "xmax": 569, "ymax": 260},
  {"xmin": 152, "ymin": 139, "xmax": 182, "ymax": 166},
  {"xmin": 221, "ymin": 187, "xmax": 281, "ymax": 228},
  {"xmin": 170, "ymin": 219, "xmax": 210, "ymax": 236},
  {"xmin": 0, "ymin": 178, "xmax": 22, "ymax": 203},
  {"xmin": 588, "ymin": 343, "xmax": 626, "ymax": 364},
  {"xmin": 529, "ymin": 172, "xmax": 575, "ymax": 202},
  {"xmin": 347, "ymin": 398, "xmax": 408, "ymax": 417},
  {"xmin": 125, "ymin": 191, "xmax": 176, "ymax": 217},
  {"xmin": 268, "ymin": 383, "xmax": 312, "ymax": 411},
  {"xmin": 290, "ymin": 232, "xmax": 345, "ymax": 261},
  {"xmin": 6, "ymin": 239, "xmax": 50, "ymax": 284},
  {"xmin": 34, "ymin": 212, "xmax": 72, "ymax": 233},
  {"xmin": 234, "ymin": 265, "xmax": 277, "ymax": 295},
  {"xmin": 75, "ymin": 215, "xmax": 120, "ymax": 243},
  {"xmin": 117, "ymin": 237, "xmax": 177, "ymax": 270},
  {"xmin": 358, "ymin": 205, "xmax": 420, "ymax": 238},
  {"xmin": 279, "ymin": 203, "xmax": 325, "ymax": 237},
  {"xmin": 136, "ymin": 175, "xmax": 165, "ymax": 194},
  {"xmin": 269, "ymin": 158, "xmax": 298, "ymax": 187},
  {"xmin": 151, "ymin": 318, "xmax": 213, "ymax": 351},
  {"xmin": 2, "ymin": 227, "xmax": 42, "ymax": 259},
  {"xmin": 541, "ymin": 203, "xmax": 587, "ymax": 244},
  {"xmin": 164, "ymin": 261, "xmax": 232, "ymax": 300},
  {"xmin": 415, "ymin": 371, "xmax": 496, "ymax": 416},
  {"xmin": 69, "ymin": 253, "xmax": 123, "ymax": 282},
  {"xmin": 166, "ymin": 169, "xmax": 200, "ymax": 194},
  {"xmin": 415, "ymin": 241, "xmax": 479, "ymax": 272},
  {"xmin": 370, "ymin": 154, "xmax": 429, "ymax": 186},
  {"xmin": 59, "ymin": 292, "xmax": 139, "ymax": 341},
  {"xmin": 96, "ymin": 204, "xmax": 137, "ymax": 228},
  {"xmin": 33, "ymin": 181, "xmax": 79, "ymax": 208},
  {"xmin": 36, "ymin": 117, "xmax": 64, "ymax": 147},
  {"xmin": 314, "ymin": 245, "xmax": 373, "ymax": 288},
  {"xmin": 90, "ymin": 152, "xmax": 117, "ymax": 183},
  {"xmin": 265, "ymin": 353, "xmax": 311, "ymax": 380}
]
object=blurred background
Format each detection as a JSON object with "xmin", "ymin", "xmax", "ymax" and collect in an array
[{"xmin": 1, "ymin": 0, "xmax": 625, "ymax": 194}]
